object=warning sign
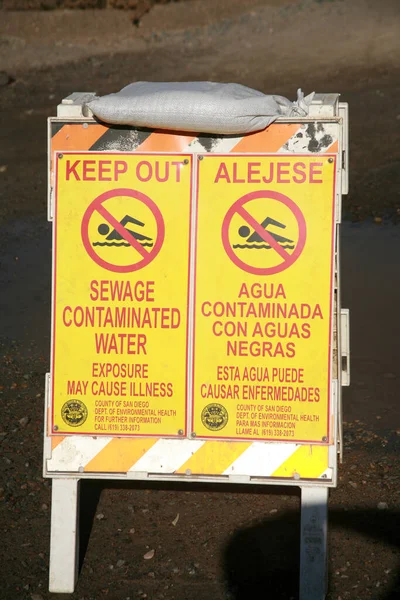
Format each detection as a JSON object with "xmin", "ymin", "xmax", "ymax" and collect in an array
[
  {"xmin": 192, "ymin": 155, "xmax": 336, "ymax": 443},
  {"xmin": 52, "ymin": 153, "xmax": 192, "ymax": 436},
  {"xmin": 221, "ymin": 190, "xmax": 306, "ymax": 275},
  {"xmin": 81, "ymin": 188, "xmax": 165, "ymax": 273}
]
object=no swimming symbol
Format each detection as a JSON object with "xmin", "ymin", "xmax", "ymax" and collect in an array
[
  {"xmin": 81, "ymin": 188, "xmax": 165, "ymax": 273},
  {"xmin": 222, "ymin": 190, "xmax": 306, "ymax": 276}
]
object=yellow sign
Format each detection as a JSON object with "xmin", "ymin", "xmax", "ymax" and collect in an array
[
  {"xmin": 193, "ymin": 155, "xmax": 336, "ymax": 443},
  {"xmin": 52, "ymin": 153, "xmax": 192, "ymax": 436}
]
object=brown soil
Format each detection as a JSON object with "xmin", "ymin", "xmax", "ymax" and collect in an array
[{"xmin": 0, "ymin": 1, "xmax": 399, "ymax": 599}]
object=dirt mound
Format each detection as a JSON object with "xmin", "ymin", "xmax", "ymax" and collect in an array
[
  {"xmin": 1, "ymin": 0, "xmax": 190, "ymax": 14},
  {"xmin": 2, "ymin": 0, "xmax": 102, "ymax": 8}
]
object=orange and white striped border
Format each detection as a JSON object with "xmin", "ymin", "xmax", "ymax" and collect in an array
[
  {"xmin": 47, "ymin": 435, "xmax": 331, "ymax": 481},
  {"xmin": 48, "ymin": 120, "xmax": 340, "ymax": 219},
  {"xmin": 49, "ymin": 120, "xmax": 339, "ymax": 168}
]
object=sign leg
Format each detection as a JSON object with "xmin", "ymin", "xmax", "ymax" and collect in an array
[
  {"xmin": 299, "ymin": 486, "xmax": 328, "ymax": 600},
  {"xmin": 49, "ymin": 478, "xmax": 80, "ymax": 593}
]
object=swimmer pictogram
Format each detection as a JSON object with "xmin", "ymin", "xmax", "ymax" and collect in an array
[
  {"xmin": 94, "ymin": 215, "xmax": 154, "ymax": 248},
  {"xmin": 222, "ymin": 190, "xmax": 306, "ymax": 276},
  {"xmin": 235, "ymin": 216, "xmax": 295, "ymax": 250},
  {"xmin": 81, "ymin": 188, "xmax": 164, "ymax": 273}
]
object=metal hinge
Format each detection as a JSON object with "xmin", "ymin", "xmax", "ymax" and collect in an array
[{"xmin": 340, "ymin": 309, "xmax": 350, "ymax": 386}]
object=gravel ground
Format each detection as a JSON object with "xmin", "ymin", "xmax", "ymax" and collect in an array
[{"xmin": 0, "ymin": 1, "xmax": 399, "ymax": 599}]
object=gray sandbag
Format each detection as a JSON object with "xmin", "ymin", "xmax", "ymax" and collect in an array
[{"xmin": 86, "ymin": 82, "xmax": 314, "ymax": 135}]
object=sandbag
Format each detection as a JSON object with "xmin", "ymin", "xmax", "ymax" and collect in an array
[{"xmin": 86, "ymin": 82, "xmax": 314, "ymax": 135}]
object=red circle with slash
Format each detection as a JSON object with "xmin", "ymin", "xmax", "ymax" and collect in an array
[
  {"xmin": 221, "ymin": 190, "xmax": 306, "ymax": 276},
  {"xmin": 81, "ymin": 188, "xmax": 164, "ymax": 273}
]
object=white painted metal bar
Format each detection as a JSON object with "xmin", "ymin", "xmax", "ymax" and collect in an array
[
  {"xmin": 46, "ymin": 93, "xmax": 347, "ymax": 596},
  {"xmin": 338, "ymin": 102, "xmax": 349, "ymax": 195},
  {"xmin": 49, "ymin": 478, "xmax": 80, "ymax": 593},
  {"xmin": 299, "ymin": 486, "xmax": 329, "ymax": 600}
]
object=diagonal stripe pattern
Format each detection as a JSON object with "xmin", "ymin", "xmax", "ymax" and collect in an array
[
  {"xmin": 47, "ymin": 438, "xmax": 330, "ymax": 481},
  {"xmin": 51, "ymin": 121, "xmax": 338, "ymax": 157}
]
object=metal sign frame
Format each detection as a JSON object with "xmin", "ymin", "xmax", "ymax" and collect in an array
[{"xmin": 45, "ymin": 93, "xmax": 350, "ymax": 598}]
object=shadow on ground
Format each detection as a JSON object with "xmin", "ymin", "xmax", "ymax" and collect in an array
[
  {"xmin": 78, "ymin": 480, "xmax": 400, "ymax": 600},
  {"xmin": 223, "ymin": 508, "xmax": 400, "ymax": 600}
]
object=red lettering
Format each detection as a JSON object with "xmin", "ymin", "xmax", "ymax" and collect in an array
[
  {"xmin": 155, "ymin": 161, "xmax": 169, "ymax": 183},
  {"xmin": 171, "ymin": 161, "xmax": 182, "ymax": 183},
  {"xmin": 83, "ymin": 160, "xmax": 96, "ymax": 181},
  {"xmin": 100, "ymin": 280, "xmax": 108, "ymax": 300},
  {"xmin": 147, "ymin": 281, "xmax": 155, "ymax": 301},
  {"xmin": 115, "ymin": 161, "xmax": 128, "ymax": 180},
  {"xmin": 310, "ymin": 162, "xmax": 323, "ymax": 183},
  {"xmin": 66, "ymin": 160, "xmax": 80, "ymax": 181},
  {"xmin": 201, "ymin": 301, "xmax": 212, "ymax": 316},
  {"xmin": 136, "ymin": 334, "xmax": 147, "ymax": 355},
  {"xmin": 98, "ymin": 160, "xmax": 112, "ymax": 181},
  {"xmin": 89, "ymin": 280, "xmax": 155, "ymax": 302},
  {"xmin": 214, "ymin": 162, "xmax": 230, "ymax": 183},
  {"xmin": 292, "ymin": 162, "xmax": 306, "ymax": 184},
  {"xmin": 65, "ymin": 159, "xmax": 127, "ymax": 182},
  {"xmin": 62, "ymin": 306, "xmax": 72, "ymax": 326},
  {"xmin": 160, "ymin": 308, "xmax": 169, "ymax": 328},
  {"xmin": 95, "ymin": 333, "xmax": 147, "ymax": 355},
  {"xmin": 136, "ymin": 161, "xmax": 152, "ymax": 182},
  {"xmin": 277, "ymin": 162, "xmax": 290, "ymax": 183},
  {"xmin": 232, "ymin": 163, "xmax": 245, "ymax": 183},
  {"xmin": 248, "ymin": 162, "xmax": 261, "ymax": 183},
  {"xmin": 212, "ymin": 321, "xmax": 223, "ymax": 337},
  {"xmin": 262, "ymin": 163, "xmax": 274, "ymax": 184}
]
